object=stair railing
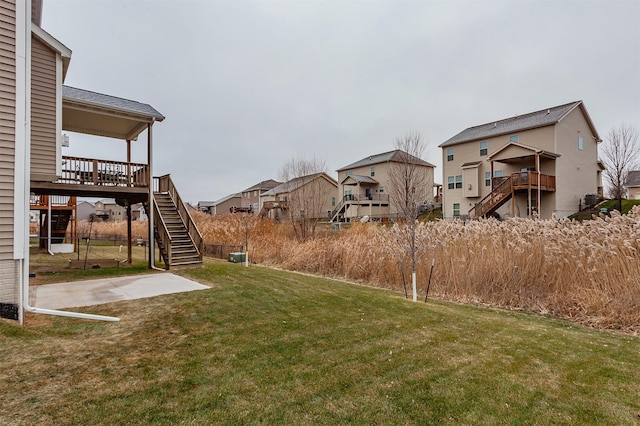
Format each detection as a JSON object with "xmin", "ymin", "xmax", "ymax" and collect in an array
[
  {"xmin": 152, "ymin": 196, "xmax": 172, "ymax": 267},
  {"xmin": 153, "ymin": 174, "xmax": 204, "ymax": 260},
  {"xmin": 469, "ymin": 175, "xmax": 514, "ymax": 218}
]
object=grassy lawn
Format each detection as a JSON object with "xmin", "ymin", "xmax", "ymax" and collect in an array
[
  {"xmin": 1, "ymin": 259, "xmax": 639, "ymax": 425},
  {"xmin": 599, "ymin": 199, "xmax": 640, "ymax": 215}
]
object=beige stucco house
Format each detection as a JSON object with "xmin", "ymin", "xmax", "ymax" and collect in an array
[
  {"xmin": 333, "ymin": 150, "xmax": 436, "ymax": 222},
  {"xmin": 259, "ymin": 172, "xmax": 338, "ymax": 222},
  {"xmin": 439, "ymin": 101, "xmax": 603, "ymax": 220}
]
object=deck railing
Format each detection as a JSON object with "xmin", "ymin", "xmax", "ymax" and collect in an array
[
  {"xmin": 59, "ymin": 156, "xmax": 148, "ymax": 188},
  {"xmin": 263, "ymin": 200, "xmax": 289, "ymax": 209},
  {"xmin": 343, "ymin": 194, "xmax": 390, "ymax": 202},
  {"xmin": 512, "ymin": 171, "xmax": 556, "ymax": 190},
  {"xmin": 30, "ymin": 194, "xmax": 76, "ymax": 208}
]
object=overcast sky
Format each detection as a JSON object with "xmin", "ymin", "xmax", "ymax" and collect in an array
[{"xmin": 42, "ymin": 0, "xmax": 640, "ymax": 204}]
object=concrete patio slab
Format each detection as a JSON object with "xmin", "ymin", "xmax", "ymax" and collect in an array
[{"xmin": 30, "ymin": 273, "xmax": 210, "ymax": 310}]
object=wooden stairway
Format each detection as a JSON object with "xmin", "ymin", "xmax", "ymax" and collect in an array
[
  {"xmin": 469, "ymin": 175, "xmax": 514, "ymax": 218},
  {"xmin": 39, "ymin": 210, "xmax": 73, "ymax": 248},
  {"xmin": 153, "ymin": 175, "xmax": 203, "ymax": 269}
]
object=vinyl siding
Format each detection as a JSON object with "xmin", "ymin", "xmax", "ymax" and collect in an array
[
  {"xmin": 0, "ymin": 0, "xmax": 16, "ymax": 261},
  {"xmin": 30, "ymin": 35, "xmax": 56, "ymax": 181},
  {"xmin": 0, "ymin": 0, "xmax": 18, "ymax": 314}
]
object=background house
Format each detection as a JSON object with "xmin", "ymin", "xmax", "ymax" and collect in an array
[
  {"xmin": 76, "ymin": 200, "xmax": 95, "ymax": 221},
  {"xmin": 241, "ymin": 179, "xmax": 281, "ymax": 214},
  {"xmin": 439, "ymin": 101, "xmax": 602, "ymax": 220},
  {"xmin": 260, "ymin": 173, "xmax": 338, "ymax": 222},
  {"xmin": 208, "ymin": 193, "xmax": 242, "ymax": 216},
  {"xmin": 626, "ymin": 171, "xmax": 640, "ymax": 200},
  {"xmin": 94, "ymin": 199, "xmax": 126, "ymax": 222},
  {"xmin": 333, "ymin": 150, "xmax": 436, "ymax": 222}
]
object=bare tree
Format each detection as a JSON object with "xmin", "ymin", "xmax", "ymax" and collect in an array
[
  {"xmin": 279, "ymin": 156, "xmax": 330, "ymax": 241},
  {"xmin": 601, "ymin": 123, "xmax": 640, "ymax": 210},
  {"xmin": 387, "ymin": 132, "xmax": 433, "ymax": 302}
]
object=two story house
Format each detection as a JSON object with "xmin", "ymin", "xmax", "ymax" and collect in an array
[
  {"xmin": 333, "ymin": 150, "xmax": 436, "ymax": 222},
  {"xmin": 439, "ymin": 101, "xmax": 603, "ymax": 220},
  {"xmin": 1, "ymin": 0, "xmax": 202, "ymax": 323},
  {"xmin": 241, "ymin": 179, "xmax": 280, "ymax": 213}
]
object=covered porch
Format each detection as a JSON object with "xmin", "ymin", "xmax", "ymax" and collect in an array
[
  {"xmin": 470, "ymin": 142, "xmax": 558, "ymax": 218},
  {"xmin": 30, "ymin": 85, "xmax": 164, "ymax": 264},
  {"xmin": 332, "ymin": 175, "xmax": 390, "ymax": 222}
]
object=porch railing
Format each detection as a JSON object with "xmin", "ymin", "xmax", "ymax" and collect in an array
[{"xmin": 59, "ymin": 156, "xmax": 149, "ymax": 188}]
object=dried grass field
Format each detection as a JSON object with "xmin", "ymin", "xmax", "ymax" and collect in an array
[{"xmin": 86, "ymin": 208, "xmax": 640, "ymax": 333}]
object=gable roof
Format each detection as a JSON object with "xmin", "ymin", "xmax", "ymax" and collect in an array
[
  {"xmin": 439, "ymin": 101, "xmax": 601, "ymax": 148},
  {"xmin": 337, "ymin": 149, "xmax": 435, "ymax": 171},
  {"xmin": 242, "ymin": 179, "xmax": 281, "ymax": 193},
  {"xmin": 341, "ymin": 175, "xmax": 378, "ymax": 185},
  {"xmin": 212, "ymin": 193, "xmax": 241, "ymax": 206},
  {"xmin": 487, "ymin": 141, "xmax": 561, "ymax": 161},
  {"xmin": 626, "ymin": 171, "xmax": 640, "ymax": 187},
  {"xmin": 262, "ymin": 172, "xmax": 337, "ymax": 196}
]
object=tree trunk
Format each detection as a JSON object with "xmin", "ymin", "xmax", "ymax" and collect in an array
[{"xmin": 412, "ymin": 270, "xmax": 417, "ymax": 302}]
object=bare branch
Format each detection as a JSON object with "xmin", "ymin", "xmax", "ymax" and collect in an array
[
  {"xmin": 601, "ymin": 123, "xmax": 640, "ymax": 199},
  {"xmin": 278, "ymin": 156, "xmax": 329, "ymax": 241}
]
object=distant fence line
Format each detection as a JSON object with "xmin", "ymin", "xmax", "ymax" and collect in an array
[{"xmin": 204, "ymin": 244, "xmax": 243, "ymax": 260}]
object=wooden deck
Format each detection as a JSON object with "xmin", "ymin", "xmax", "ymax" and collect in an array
[
  {"xmin": 30, "ymin": 156, "xmax": 149, "ymax": 201},
  {"xmin": 470, "ymin": 172, "xmax": 556, "ymax": 218}
]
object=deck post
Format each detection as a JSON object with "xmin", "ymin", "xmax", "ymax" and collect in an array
[
  {"xmin": 147, "ymin": 123, "xmax": 155, "ymax": 269},
  {"xmin": 126, "ymin": 139, "xmax": 131, "ymax": 187},
  {"xmin": 126, "ymin": 203, "xmax": 132, "ymax": 263}
]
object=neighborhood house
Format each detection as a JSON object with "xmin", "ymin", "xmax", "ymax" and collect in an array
[{"xmin": 439, "ymin": 101, "xmax": 603, "ymax": 220}]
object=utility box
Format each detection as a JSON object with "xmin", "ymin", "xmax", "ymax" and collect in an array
[{"xmin": 229, "ymin": 252, "xmax": 246, "ymax": 263}]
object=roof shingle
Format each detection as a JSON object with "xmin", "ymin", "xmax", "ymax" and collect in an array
[{"xmin": 439, "ymin": 101, "xmax": 583, "ymax": 148}]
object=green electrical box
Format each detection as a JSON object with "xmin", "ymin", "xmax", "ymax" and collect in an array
[{"xmin": 229, "ymin": 252, "xmax": 246, "ymax": 263}]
